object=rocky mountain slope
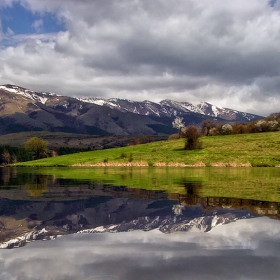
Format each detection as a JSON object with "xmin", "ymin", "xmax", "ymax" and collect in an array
[
  {"xmin": 79, "ymin": 97, "xmax": 260, "ymax": 121},
  {"xmin": 0, "ymin": 84, "xmax": 263, "ymax": 136}
]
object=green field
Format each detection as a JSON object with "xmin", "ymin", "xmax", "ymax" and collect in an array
[{"xmin": 11, "ymin": 131, "xmax": 280, "ymax": 167}]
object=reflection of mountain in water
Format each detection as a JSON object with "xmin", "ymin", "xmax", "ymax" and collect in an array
[
  {"xmin": 1, "ymin": 172, "xmax": 280, "ymax": 249},
  {"xmin": 0, "ymin": 195, "xmax": 255, "ymax": 249}
]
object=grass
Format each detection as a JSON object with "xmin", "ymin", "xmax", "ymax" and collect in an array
[{"xmin": 10, "ymin": 131, "xmax": 280, "ymax": 167}]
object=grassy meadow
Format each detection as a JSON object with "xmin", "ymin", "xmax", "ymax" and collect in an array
[{"xmin": 10, "ymin": 131, "xmax": 280, "ymax": 167}]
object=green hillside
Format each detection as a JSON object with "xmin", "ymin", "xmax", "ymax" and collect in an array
[{"xmin": 11, "ymin": 131, "xmax": 280, "ymax": 167}]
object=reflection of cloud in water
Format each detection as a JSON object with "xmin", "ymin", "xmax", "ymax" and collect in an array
[{"xmin": 0, "ymin": 217, "xmax": 280, "ymax": 280}]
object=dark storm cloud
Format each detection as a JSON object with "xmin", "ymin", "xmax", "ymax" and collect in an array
[{"xmin": 0, "ymin": 0, "xmax": 280, "ymax": 115}]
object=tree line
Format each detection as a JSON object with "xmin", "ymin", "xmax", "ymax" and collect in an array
[
  {"xmin": 170, "ymin": 112, "xmax": 280, "ymax": 150},
  {"xmin": 200, "ymin": 113, "xmax": 280, "ymax": 136},
  {"xmin": 0, "ymin": 137, "xmax": 91, "ymax": 165},
  {"xmin": 0, "ymin": 145, "xmax": 32, "ymax": 165}
]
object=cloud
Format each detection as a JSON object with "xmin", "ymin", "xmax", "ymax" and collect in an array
[
  {"xmin": 1, "ymin": 0, "xmax": 280, "ymax": 115},
  {"xmin": 32, "ymin": 19, "xmax": 43, "ymax": 32},
  {"xmin": 0, "ymin": 217, "xmax": 280, "ymax": 280}
]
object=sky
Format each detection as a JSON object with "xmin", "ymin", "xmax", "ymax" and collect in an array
[
  {"xmin": 0, "ymin": 0, "xmax": 280, "ymax": 116},
  {"xmin": 1, "ymin": 217, "xmax": 280, "ymax": 279}
]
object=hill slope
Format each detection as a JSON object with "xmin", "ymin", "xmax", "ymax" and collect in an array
[
  {"xmin": 11, "ymin": 131, "xmax": 280, "ymax": 167},
  {"xmin": 0, "ymin": 85, "xmax": 166, "ymax": 135}
]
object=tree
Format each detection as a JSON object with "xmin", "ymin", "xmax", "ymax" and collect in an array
[
  {"xmin": 184, "ymin": 125, "xmax": 202, "ymax": 150},
  {"xmin": 221, "ymin": 124, "xmax": 233, "ymax": 135},
  {"xmin": 201, "ymin": 119, "xmax": 216, "ymax": 136},
  {"xmin": 172, "ymin": 116, "xmax": 185, "ymax": 138},
  {"xmin": 232, "ymin": 123, "xmax": 248, "ymax": 134},
  {"xmin": 25, "ymin": 137, "xmax": 48, "ymax": 159},
  {"xmin": 1, "ymin": 149, "xmax": 10, "ymax": 165}
]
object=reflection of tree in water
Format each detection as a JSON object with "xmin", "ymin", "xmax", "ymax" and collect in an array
[
  {"xmin": 25, "ymin": 176, "xmax": 48, "ymax": 197},
  {"xmin": 0, "ymin": 168, "xmax": 53, "ymax": 187},
  {"xmin": 172, "ymin": 179, "xmax": 203, "ymax": 215},
  {"xmin": 180, "ymin": 178, "xmax": 202, "ymax": 201},
  {"xmin": 0, "ymin": 168, "xmax": 19, "ymax": 185}
]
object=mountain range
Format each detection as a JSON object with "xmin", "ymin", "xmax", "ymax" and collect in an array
[{"xmin": 0, "ymin": 84, "xmax": 263, "ymax": 136}]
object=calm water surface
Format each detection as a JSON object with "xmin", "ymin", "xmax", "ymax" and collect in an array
[{"xmin": 0, "ymin": 167, "xmax": 280, "ymax": 280}]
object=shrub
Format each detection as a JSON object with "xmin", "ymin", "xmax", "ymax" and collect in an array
[
  {"xmin": 221, "ymin": 124, "xmax": 233, "ymax": 135},
  {"xmin": 232, "ymin": 123, "xmax": 248, "ymax": 134},
  {"xmin": 253, "ymin": 120, "xmax": 279, "ymax": 132},
  {"xmin": 168, "ymin": 134, "xmax": 180, "ymax": 140},
  {"xmin": 184, "ymin": 126, "xmax": 203, "ymax": 150},
  {"xmin": 209, "ymin": 123, "xmax": 223, "ymax": 136},
  {"xmin": 130, "ymin": 135, "xmax": 156, "ymax": 145},
  {"xmin": 201, "ymin": 119, "xmax": 217, "ymax": 136},
  {"xmin": 120, "ymin": 152, "xmax": 127, "ymax": 159}
]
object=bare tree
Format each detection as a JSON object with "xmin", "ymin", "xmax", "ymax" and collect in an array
[
  {"xmin": 1, "ymin": 149, "xmax": 10, "ymax": 165},
  {"xmin": 201, "ymin": 119, "xmax": 216, "ymax": 136}
]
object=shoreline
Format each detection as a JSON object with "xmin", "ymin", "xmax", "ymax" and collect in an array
[
  {"xmin": 9, "ymin": 162, "xmax": 280, "ymax": 167},
  {"xmin": 70, "ymin": 161, "xmax": 277, "ymax": 167}
]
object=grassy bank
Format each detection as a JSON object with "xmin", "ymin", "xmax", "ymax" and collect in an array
[{"xmin": 11, "ymin": 131, "xmax": 280, "ymax": 167}]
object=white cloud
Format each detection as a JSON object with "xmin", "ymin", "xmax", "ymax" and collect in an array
[
  {"xmin": 1, "ymin": 0, "xmax": 280, "ymax": 115},
  {"xmin": 32, "ymin": 19, "xmax": 43, "ymax": 32}
]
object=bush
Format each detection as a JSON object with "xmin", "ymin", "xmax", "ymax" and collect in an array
[
  {"xmin": 184, "ymin": 126, "xmax": 203, "ymax": 150},
  {"xmin": 221, "ymin": 124, "xmax": 233, "ymax": 135},
  {"xmin": 128, "ymin": 153, "xmax": 133, "ymax": 162},
  {"xmin": 258, "ymin": 120, "xmax": 279, "ymax": 132},
  {"xmin": 201, "ymin": 119, "xmax": 217, "ymax": 136},
  {"xmin": 168, "ymin": 134, "xmax": 180, "ymax": 140},
  {"xmin": 120, "ymin": 152, "xmax": 127, "ymax": 159},
  {"xmin": 232, "ymin": 123, "xmax": 248, "ymax": 134}
]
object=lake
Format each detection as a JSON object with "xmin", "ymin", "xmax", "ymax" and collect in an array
[{"xmin": 0, "ymin": 167, "xmax": 280, "ymax": 279}]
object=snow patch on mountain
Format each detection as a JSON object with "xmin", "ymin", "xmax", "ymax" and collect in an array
[
  {"xmin": 0, "ymin": 85, "xmax": 49, "ymax": 104},
  {"xmin": 0, "ymin": 86, "xmax": 18, "ymax": 93},
  {"xmin": 77, "ymin": 97, "xmax": 118, "ymax": 108},
  {"xmin": 0, "ymin": 228, "xmax": 58, "ymax": 249}
]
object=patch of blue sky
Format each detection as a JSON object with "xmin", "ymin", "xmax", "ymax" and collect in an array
[
  {"xmin": 0, "ymin": 2, "xmax": 65, "ymax": 35},
  {"xmin": 269, "ymin": 0, "xmax": 278, "ymax": 7}
]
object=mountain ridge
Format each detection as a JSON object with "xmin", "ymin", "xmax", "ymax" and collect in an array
[{"xmin": 0, "ymin": 84, "xmax": 263, "ymax": 136}]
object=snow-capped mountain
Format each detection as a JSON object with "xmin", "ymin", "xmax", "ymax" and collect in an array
[
  {"xmin": 0, "ymin": 84, "xmax": 263, "ymax": 136},
  {"xmin": 0, "ymin": 84, "xmax": 56, "ymax": 104},
  {"xmin": 0, "ymin": 84, "xmax": 262, "ymax": 122},
  {"xmin": 79, "ymin": 97, "xmax": 260, "ymax": 122}
]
